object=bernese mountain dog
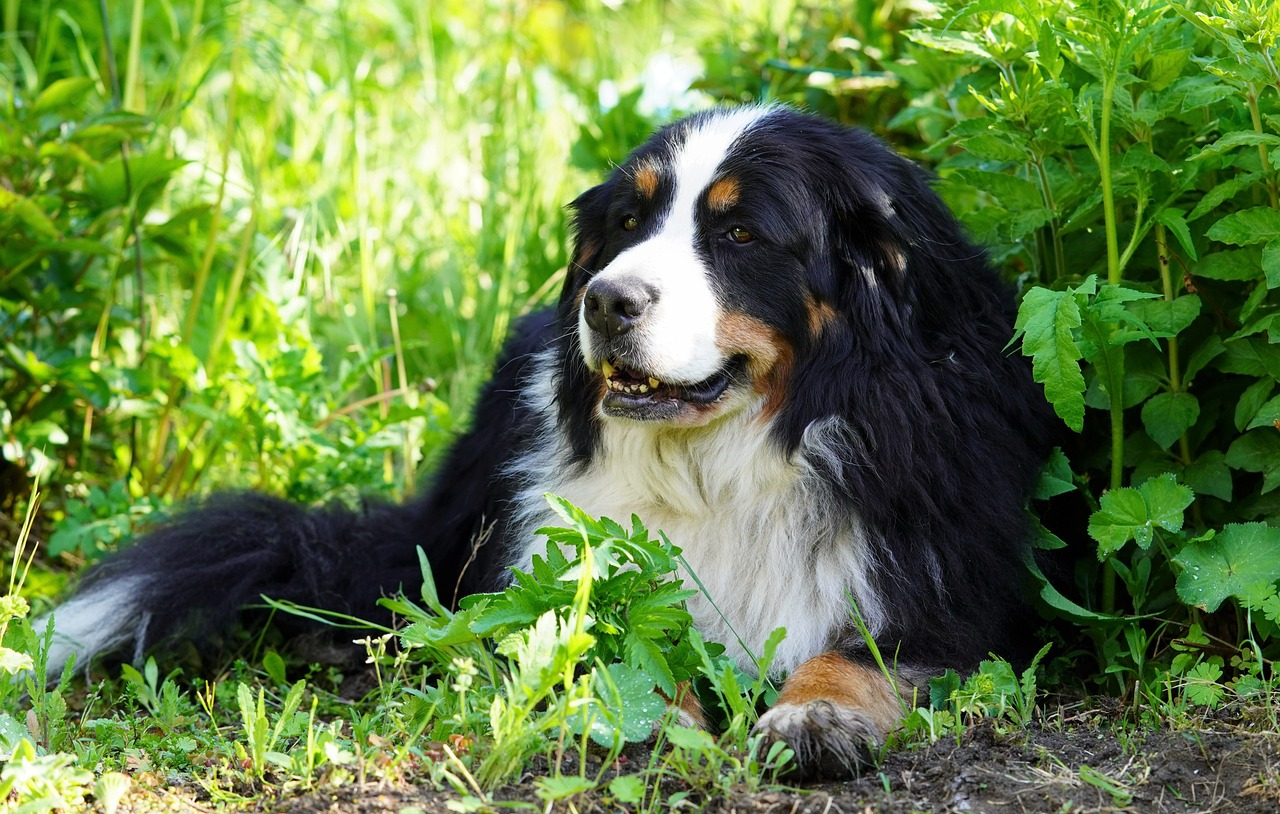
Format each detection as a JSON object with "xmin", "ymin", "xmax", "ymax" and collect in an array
[{"xmin": 40, "ymin": 106, "xmax": 1055, "ymax": 776}]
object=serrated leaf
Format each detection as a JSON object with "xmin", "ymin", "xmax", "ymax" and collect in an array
[
  {"xmin": 1194, "ymin": 249, "xmax": 1261, "ymax": 281},
  {"xmin": 1125, "ymin": 296, "xmax": 1201, "ymax": 337},
  {"xmin": 1033, "ymin": 448, "xmax": 1075, "ymax": 499},
  {"xmin": 1141, "ymin": 391, "xmax": 1200, "ymax": 449},
  {"xmin": 1176, "ymin": 523, "xmax": 1280, "ymax": 612},
  {"xmin": 1184, "ymin": 451, "xmax": 1233, "ymax": 502},
  {"xmin": 1193, "ymin": 131, "xmax": 1280, "ymax": 161},
  {"xmin": 1246, "ymin": 394, "xmax": 1280, "ymax": 431},
  {"xmin": 1236, "ymin": 379, "xmax": 1276, "ymax": 431},
  {"xmin": 1157, "ymin": 208, "xmax": 1198, "ymax": 262},
  {"xmin": 1183, "ymin": 335, "xmax": 1224, "ymax": 386},
  {"xmin": 1183, "ymin": 662, "xmax": 1226, "ymax": 708},
  {"xmin": 1264, "ymin": 241, "xmax": 1280, "ymax": 288},
  {"xmin": 608, "ymin": 775, "xmax": 646, "ymax": 805},
  {"xmin": 1088, "ymin": 474, "xmax": 1193, "ymax": 557},
  {"xmin": 1207, "ymin": 207, "xmax": 1280, "ymax": 246},
  {"xmin": 536, "ymin": 775, "xmax": 596, "ymax": 801},
  {"xmin": 905, "ymin": 30, "xmax": 993, "ymax": 59},
  {"xmin": 1014, "ymin": 284, "xmax": 1087, "ymax": 432},
  {"xmin": 1226, "ymin": 431, "xmax": 1280, "ymax": 493},
  {"xmin": 1037, "ymin": 20, "xmax": 1063, "ymax": 77},
  {"xmin": 1089, "ymin": 488, "xmax": 1150, "ymax": 556},
  {"xmin": 1189, "ymin": 172, "xmax": 1263, "ymax": 221}
]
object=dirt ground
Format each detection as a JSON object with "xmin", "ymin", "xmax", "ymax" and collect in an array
[{"xmin": 117, "ymin": 704, "xmax": 1279, "ymax": 814}]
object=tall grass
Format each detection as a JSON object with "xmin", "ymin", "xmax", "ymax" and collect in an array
[{"xmin": 3, "ymin": 0, "xmax": 710, "ymax": 515}]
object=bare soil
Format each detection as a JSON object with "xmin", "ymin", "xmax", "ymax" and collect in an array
[{"xmin": 121, "ymin": 704, "xmax": 1280, "ymax": 814}]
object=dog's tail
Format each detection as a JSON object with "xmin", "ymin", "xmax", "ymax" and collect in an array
[
  {"xmin": 35, "ymin": 491, "xmax": 432, "ymax": 674},
  {"xmin": 35, "ymin": 310, "xmax": 554, "ymax": 677}
]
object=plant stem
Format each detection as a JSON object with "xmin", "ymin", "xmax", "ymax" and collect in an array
[
  {"xmin": 123, "ymin": 0, "xmax": 144, "ymax": 112},
  {"xmin": 1246, "ymin": 87, "xmax": 1280, "ymax": 209},
  {"xmin": 1100, "ymin": 74, "xmax": 1120, "ymax": 285}
]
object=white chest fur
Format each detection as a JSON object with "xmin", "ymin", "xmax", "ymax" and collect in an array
[{"xmin": 508, "ymin": 361, "xmax": 883, "ymax": 675}]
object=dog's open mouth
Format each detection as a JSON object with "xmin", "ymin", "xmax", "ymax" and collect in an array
[{"xmin": 600, "ymin": 356, "xmax": 747, "ymax": 420}]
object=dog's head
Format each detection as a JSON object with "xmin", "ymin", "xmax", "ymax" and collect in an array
[{"xmin": 554, "ymin": 106, "xmax": 1012, "ymax": 447}]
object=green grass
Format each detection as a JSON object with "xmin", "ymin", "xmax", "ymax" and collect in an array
[{"xmin": 6, "ymin": 0, "xmax": 1280, "ymax": 810}]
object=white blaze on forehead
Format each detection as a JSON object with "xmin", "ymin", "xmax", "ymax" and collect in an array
[
  {"xmin": 663, "ymin": 106, "xmax": 773, "ymax": 238},
  {"xmin": 581, "ymin": 107, "xmax": 774, "ymax": 384}
]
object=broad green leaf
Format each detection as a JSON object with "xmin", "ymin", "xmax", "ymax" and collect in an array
[
  {"xmin": 33, "ymin": 76, "xmax": 97, "ymax": 114},
  {"xmin": 1088, "ymin": 474, "xmax": 1193, "ymax": 557},
  {"xmin": 1037, "ymin": 20, "xmax": 1063, "ymax": 77},
  {"xmin": 1033, "ymin": 448, "xmax": 1075, "ymax": 499},
  {"xmin": 573, "ymin": 662, "xmax": 665, "ymax": 746},
  {"xmin": 1025, "ymin": 552, "xmax": 1120, "ymax": 623},
  {"xmin": 1226, "ymin": 431, "xmax": 1280, "ymax": 493},
  {"xmin": 1014, "ymin": 283, "xmax": 1088, "ymax": 432},
  {"xmin": 1207, "ymin": 207, "xmax": 1280, "ymax": 247},
  {"xmin": 1089, "ymin": 488, "xmax": 1150, "ymax": 557},
  {"xmin": 609, "ymin": 775, "xmax": 646, "ymax": 805},
  {"xmin": 1184, "ymin": 452, "xmax": 1233, "ymax": 502},
  {"xmin": 1183, "ymin": 662, "xmax": 1226, "ymax": 708},
  {"xmin": 1157, "ymin": 208, "xmax": 1198, "ymax": 262},
  {"xmin": 952, "ymin": 169, "xmax": 1042, "ymax": 209},
  {"xmin": 1141, "ymin": 391, "xmax": 1200, "ymax": 449},
  {"xmin": 905, "ymin": 30, "xmax": 993, "ymax": 59},
  {"xmin": 1237, "ymin": 380, "xmax": 1277, "ymax": 431},
  {"xmin": 536, "ymin": 775, "xmax": 596, "ymax": 801},
  {"xmin": 1183, "ymin": 335, "xmax": 1224, "ymax": 386},
  {"xmin": 1247, "ymin": 394, "xmax": 1280, "ymax": 431},
  {"xmin": 1264, "ymin": 241, "xmax": 1280, "ymax": 289},
  {"xmin": 1176, "ymin": 523, "xmax": 1280, "ymax": 612},
  {"xmin": 1148, "ymin": 48, "xmax": 1190, "ymax": 91},
  {"xmin": 1194, "ymin": 249, "xmax": 1261, "ymax": 281},
  {"xmin": 1125, "ymin": 296, "xmax": 1200, "ymax": 337},
  {"xmin": 1193, "ymin": 131, "xmax": 1280, "ymax": 161},
  {"xmin": 1189, "ymin": 173, "xmax": 1263, "ymax": 221}
]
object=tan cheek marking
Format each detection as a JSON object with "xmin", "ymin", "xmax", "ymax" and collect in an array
[
  {"xmin": 773, "ymin": 652, "xmax": 905, "ymax": 736},
  {"xmin": 572, "ymin": 238, "xmax": 601, "ymax": 273},
  {"xmin": 706, "ymin": 176, "xmax": 741, "ymax": 212},
  {"xmin": 634, "ymin": 163, "xmax": 660, "ymax": 199},
  {"xmin": 806, "ymin": 297, "xmax": 839, "ymax": 336},
  {"xmin": 716, "ymin": 313, "xmax": 793, "ymax": 418}
]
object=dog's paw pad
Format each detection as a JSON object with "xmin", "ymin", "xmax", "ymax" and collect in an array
[{"xmin": 752, "ymin": 700, "xmax": 882, "ymax": 778}]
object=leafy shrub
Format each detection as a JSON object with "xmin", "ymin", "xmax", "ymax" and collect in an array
[{"xmin": 880, "ymin": 0, "xmax": 1280, "ymax": 695}]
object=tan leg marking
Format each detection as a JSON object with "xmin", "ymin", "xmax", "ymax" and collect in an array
[
  {"xmin": 754, "ymin": 651, "xmax": 908, "ymax": 777},
  {"xmin": 772, "ymin": 652, "xmax": 903, "ymax": 735}
]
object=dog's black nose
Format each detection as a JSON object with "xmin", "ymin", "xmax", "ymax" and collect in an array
[{"xmin": 583, "ymin": 278, "xmax": 657, "ymax": 338}]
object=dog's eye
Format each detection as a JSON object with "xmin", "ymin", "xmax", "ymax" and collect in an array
[
  {"xmin": 622, "ymin": 215, "xmax": 639, "ymax": 231},
  {"xmin": 726, "ymin": 226, "xmax": 754, "ymax": 244}
]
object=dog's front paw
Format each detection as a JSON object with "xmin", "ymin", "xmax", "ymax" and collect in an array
[{"xmin": 752, "ymin": 699, "xmax": 882, "ymax": 778}]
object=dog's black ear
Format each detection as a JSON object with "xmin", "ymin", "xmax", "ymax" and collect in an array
[{"xmin": 559, "ymin": 181, "xmax": 612, "ymax": 315}]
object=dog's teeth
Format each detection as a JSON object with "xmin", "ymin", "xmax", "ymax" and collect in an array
[
  {"xmin": 648, "ymin": 377, "xmax": 660, "ymax": 388},
  {"xmin": 638, "ymin": 384, "xmax": 649, "ymax": 393},
  {"xmin": 602, "ymin": 359, "xmax": 615, "ymax": 378}
]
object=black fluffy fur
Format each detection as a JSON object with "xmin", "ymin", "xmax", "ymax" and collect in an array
[{"xmin": 53, "ymin": 107, "xmax": 1054, "ymax": 682}]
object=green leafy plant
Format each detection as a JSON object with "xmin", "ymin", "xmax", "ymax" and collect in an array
[{"xmin": 862, "ymin": 0, "xmax": 1280, "ymax": 698}]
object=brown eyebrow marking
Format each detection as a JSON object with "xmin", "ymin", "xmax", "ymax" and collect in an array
[
  {"xmin": 633, "ymin": 162, "xmax": 660, "ymax": 199},
  {"xmin": 706, "ymin": 176, "xmax": 741, "ymax": 212}
]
